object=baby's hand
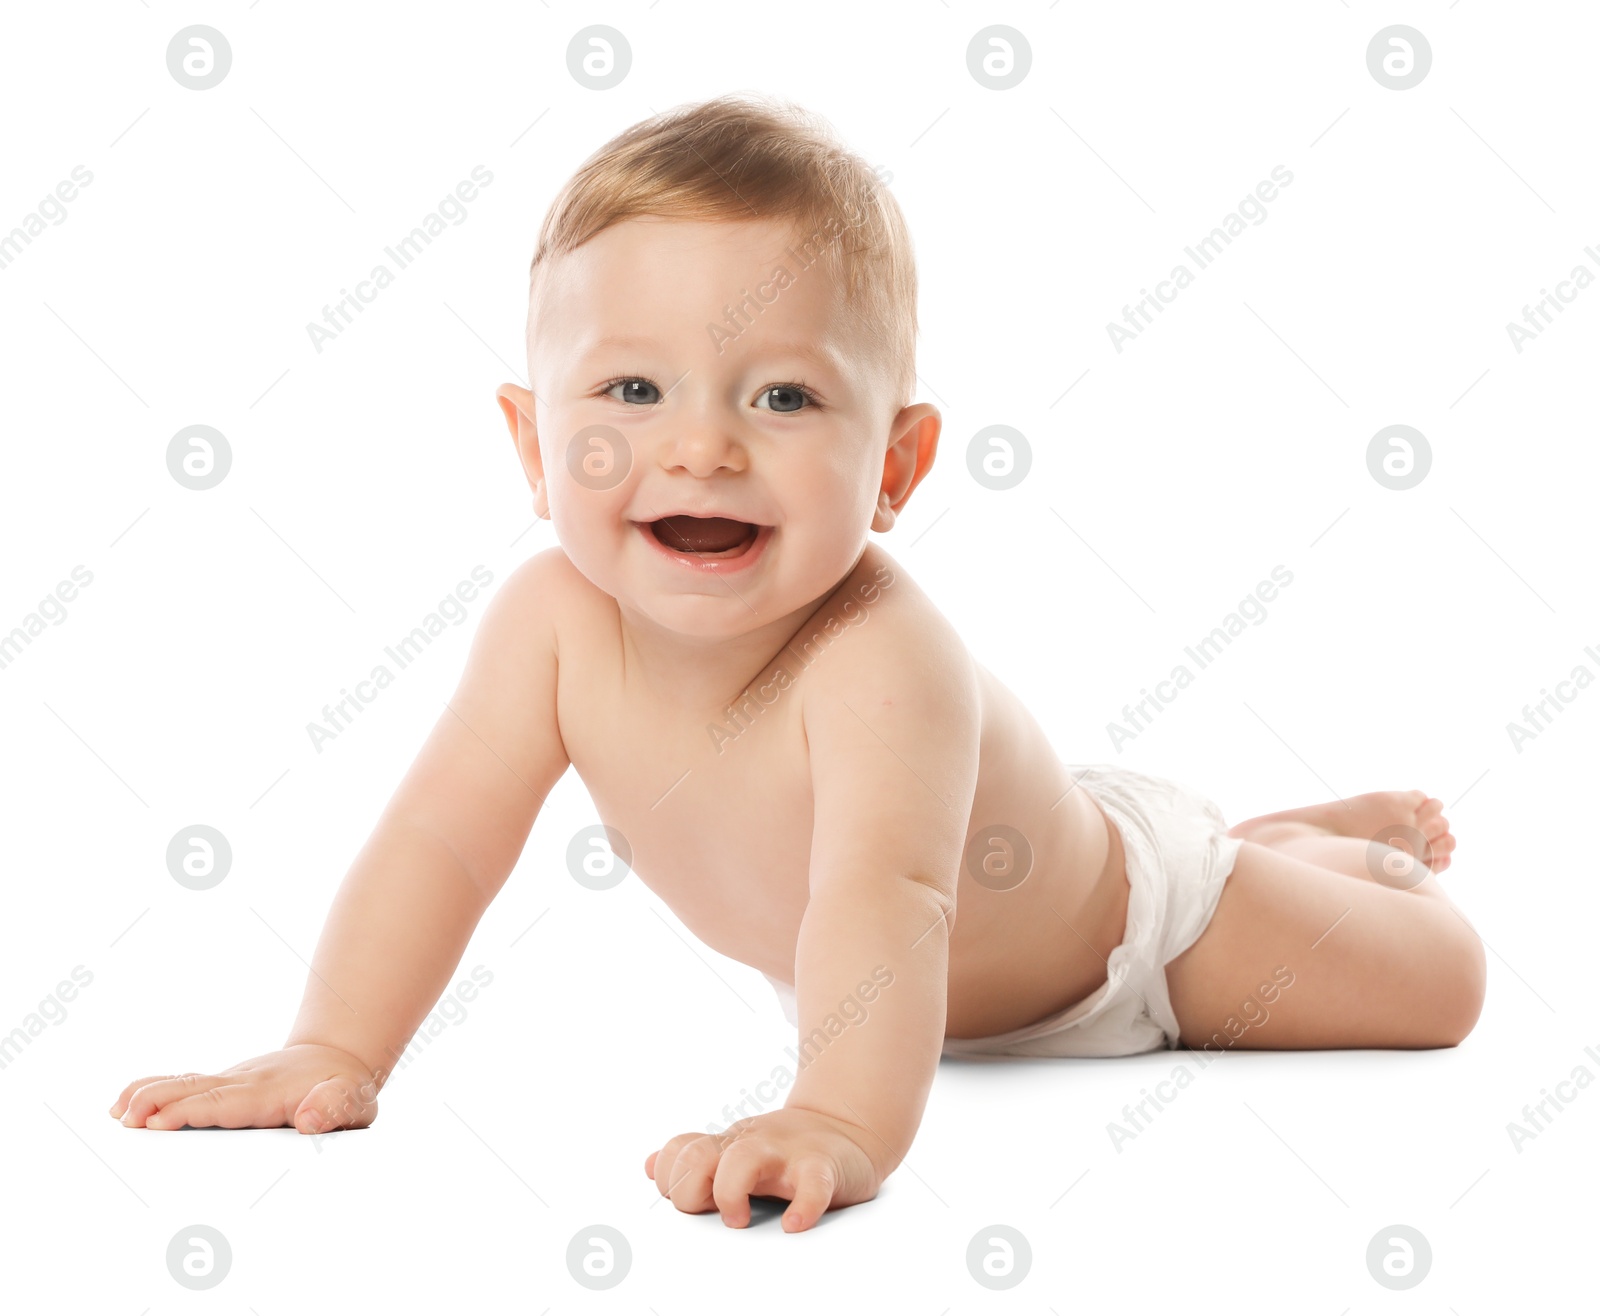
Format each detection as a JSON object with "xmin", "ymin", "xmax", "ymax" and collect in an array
[
  {"xmin": 644, "ymin": 1107, "xmax": 883, "ymax": 1232},
  {"xmin": 109, "ymin": 1044, "xmax": 379, "ymax": 1133}
]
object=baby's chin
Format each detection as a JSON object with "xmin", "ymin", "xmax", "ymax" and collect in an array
[
  {"xmin": 614, "ymin": 572, "xmax": 836, "ymax": 644},
  {"xmin": 628, "ymin": 597, "xmax": 780, "ymax": 640},
  {"xmin": 549, "ymin": 539, "xmax": 765, "ymax": 631}
]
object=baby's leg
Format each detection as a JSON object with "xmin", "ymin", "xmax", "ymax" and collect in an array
[
  {"xmin": 1165, "ymin": 792, "xmax": 1485, "ymax": 1049},
  {"xmin": 1228, "ymin": 788, "xmax": 1457, "ymax": 874}
]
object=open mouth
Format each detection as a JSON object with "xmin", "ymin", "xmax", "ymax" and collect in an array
[{"xmin": 644, "ymin": 514, "xmax": 764, "ymax": 559}]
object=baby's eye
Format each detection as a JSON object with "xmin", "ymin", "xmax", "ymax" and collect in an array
[
  {"xmin": 755, "ymin": 385, "xmax": 813, "ymax": 414},
  {"xmin": 604, "ymin": 378, "xmax": 661, "ymax": 405}
]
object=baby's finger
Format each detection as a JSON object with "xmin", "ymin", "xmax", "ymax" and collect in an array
[
  {"xmin": 119, "ymin": 1074, "xmax": 221, "ymax": 1127},
  {"xmin": 649, "ymin": 1132, "xmax": 704, "ymax": 1199},
  {"xmin": 781, "ymin": 1155, "xmax": 837, "ymax": 1233},
  {"xmin": 110, "ymin": 1074, "xmax": 186, "ymax": 1118},
  {"xmin": 144, "ymin": 1084, "xmax": 275, "ymax": 1131},
  {"xmin": 294, "ymin": 1077, "xmax": 378, "ymax": 1134},
  {"xmin": 716, "ymin": 1146, "xmax": 784, "ymax": 1235},
  {"xmin": 664, "ymin": 1136, "xmax": 721, "ymax": 1215},
  {"xmin": 711, "ymin": 1141, "xmax": 771, "ymax": 1228}
]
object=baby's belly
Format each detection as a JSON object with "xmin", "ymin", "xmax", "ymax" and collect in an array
[
  {"xmin": 942, "ymin": 784, "xmax": 1130, "ymax": 1038},
  {"xmin": 607, "ymin": 745, "xmax": 1129, "ymax": 1039}
]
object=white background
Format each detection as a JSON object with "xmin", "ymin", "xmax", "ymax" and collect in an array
[{"xmin": 1, "ymin": 1, "xmax": 1594, "ymax": 1310}]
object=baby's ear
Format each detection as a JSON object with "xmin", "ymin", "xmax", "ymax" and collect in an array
[
  {"xmin": 496, "ymin": 383, "xmax": 536, "ymax": 443},
  {"xmin": 496, "ymin": 384, "xmax": 549, "ymax": 517},
  {"xmin": 879, "ymin": 403, "xmax": 941, "ymax": 521}
]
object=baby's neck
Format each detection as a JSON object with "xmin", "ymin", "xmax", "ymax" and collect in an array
[{"xmin": 614, "ymin": 565, "xmax": 861, "ymax": 713}]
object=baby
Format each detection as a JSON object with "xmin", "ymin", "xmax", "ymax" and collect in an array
[{"xmin": 109, "ymin": 95, "xmax": 1486, "ymax": 1232}]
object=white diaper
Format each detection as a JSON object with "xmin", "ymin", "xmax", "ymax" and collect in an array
[{"xmin": 763, "ymin": 762, "xmax": 1243, "ymax": 1059}]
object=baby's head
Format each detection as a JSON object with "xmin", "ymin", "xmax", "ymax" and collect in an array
[{"xmin": 498, "ymin": 94, "xmax": 940, "ymax": 637}]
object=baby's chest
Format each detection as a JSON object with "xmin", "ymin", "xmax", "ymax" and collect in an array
[{"xmin": 565, "ymin": 688, "xmax": 818, "ymax": 953}]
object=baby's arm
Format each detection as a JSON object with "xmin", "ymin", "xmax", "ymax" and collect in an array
[
  {"xmin": 111, "ymin": 552, "xmax": 571, "ymax": 1131},
  {"xmin": 788, "ymin": 642, "xmax": 981, "ymax": 1154},
  {"xmin": 646, "ymin": 617, "xmax": 980, "ymax": 1230}
]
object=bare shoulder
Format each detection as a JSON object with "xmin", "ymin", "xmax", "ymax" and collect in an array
[
  {"xmin": 797, "ymin": 543, "xmax": 980, "ymax": 729},
  {"xmin": 449, "ymin": 547, "xmax": 597, "ymax": 759},
  {"xmin": 384, "ymin": 547, "xmax": 581, "ymax": 886},
  {"xmin": 487, "ymin": 545, "xmax": 595, "ymax": 632},
  {"xmin": 793, "ymin": 541, "xmax": 979, "ymax": 819},
  {"xmin": 472, "ymin": 545, "xmax": 624, "ymax": 671},
  {"xmin": 798, "ymin": 545, "xmax": 982, "ymax": 896}
]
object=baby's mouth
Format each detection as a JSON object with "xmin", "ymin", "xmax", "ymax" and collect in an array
[{"xmin": 645, "ymin": 514, "xmax": 763, "ymax": 558}]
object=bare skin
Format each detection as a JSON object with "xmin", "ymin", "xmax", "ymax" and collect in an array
[
  {"xmin": 1166, "ymin": 790, "xmax": 1483, "ymax": 1051},
  {"xmin": 109, "ymin": 215, "xmax": 1486, "ymax": 1233}
]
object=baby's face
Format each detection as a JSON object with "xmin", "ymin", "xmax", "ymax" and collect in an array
[{"xmin": 515, "ymin": 216, "xmax": 916, "ymax": 638}]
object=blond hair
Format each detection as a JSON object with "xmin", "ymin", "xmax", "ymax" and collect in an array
[{"xmin": 527, "ymin": 93, "xmax": 918, "ymax": 410}]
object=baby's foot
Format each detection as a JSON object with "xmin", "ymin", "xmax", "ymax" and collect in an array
[
  {"xmin": 1319, "ymin": 791, "xmax": 1455, "ymax": 872},
  {"xmin": 1233, "ymin": 790, "xmax": 1457, "ymax": 873}
]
